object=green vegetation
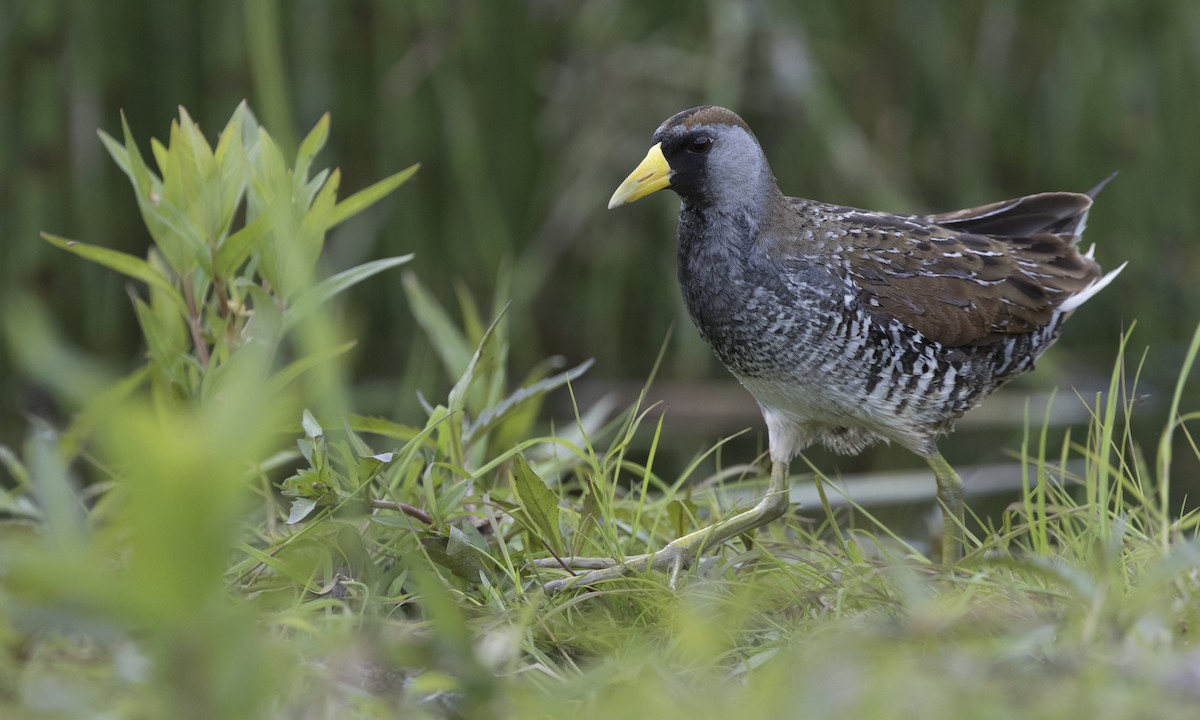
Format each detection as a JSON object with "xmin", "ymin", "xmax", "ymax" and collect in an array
[
  {"xmin": 1, "ymin": 106, "xmax": 1198, "ymax": 718},
  {"xmin": 3, "ymin": 3, "xmax": 1200, "ymax": 718}
]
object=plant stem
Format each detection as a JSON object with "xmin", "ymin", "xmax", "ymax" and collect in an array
[
  {"xmin": 183, "ymin": 279, "xmax": 211, "ymax": 368},
  {"xmin": 370, "ymin": 498, "xmax": 434, "ymax": 525}
]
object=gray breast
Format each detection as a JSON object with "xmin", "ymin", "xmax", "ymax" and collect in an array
[{"xmin": 676, "ymin": 209, "xmax": 843, "ymax": 380}]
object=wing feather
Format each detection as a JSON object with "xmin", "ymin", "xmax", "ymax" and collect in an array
[{"xmin": 790, "ymin": 193, "xmax": 1108, "ymax": 347}]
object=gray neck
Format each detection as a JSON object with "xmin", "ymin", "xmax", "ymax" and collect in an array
[
  {"xmin": 676, "ymin": 174, "xmax": 781, "ymax": 262},
  {"xmin": 673, "ymin": 124, "xmax": 785, "ymax": 322}
]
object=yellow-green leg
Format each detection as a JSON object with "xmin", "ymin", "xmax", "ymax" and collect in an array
[
  {"xmin": 927, "ymin": 451, "xmax": 964, "ymax": 563},
  {"xmin": 538, "ymin": 459, "xmax": 791, "ymax": 591}
]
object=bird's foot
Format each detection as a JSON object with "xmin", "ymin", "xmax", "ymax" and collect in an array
[
  {"xmin": 536, "ymin": 538, "xmax": 700, "ymax": 591},
  {"xmin": 928, "ymin": 451, "xmax": 965, "ymax": 564},
  {"xmin": 536, "ymin": 459, "xmax": 792, "ymax": 591}
]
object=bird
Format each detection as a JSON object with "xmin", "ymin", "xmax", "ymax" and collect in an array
[{"xmin": 542, "ymin": 105, "xmax": 1124, "ymax": 590}]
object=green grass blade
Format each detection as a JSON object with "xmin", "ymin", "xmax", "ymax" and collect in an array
[
  {"xmin": 402, "ymin": 271, "xmax": 474, "ymax": 381},
  {"xmin": 464, "ymin": 359, "xmax": 594, "ymax": 447},
  {"xmin": 1157, "ymin": 321, "xmax": 1200, "ymax": 547}
]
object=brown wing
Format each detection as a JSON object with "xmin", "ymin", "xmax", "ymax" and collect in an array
[
  {"xmin": 924, "ymin": 192, "xmax": 1093, "ymax": 238},
  {"xmin": 838, "ymin": 193, "xmax": 1103, "ymax": 347}
]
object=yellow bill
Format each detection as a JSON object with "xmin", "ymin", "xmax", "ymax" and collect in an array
[{"xmin": 607, "ymin": 142, "xmax": 673, "ymax": 209}]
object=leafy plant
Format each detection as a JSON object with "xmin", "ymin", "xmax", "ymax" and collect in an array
[
  {"xmin": 269, "ymin": 277, "xmax": 595, "ymax": 589},
  {"xmin": 0, "ymin": 104, "xmax": 425, "ymax": 717},
  {"xmin": 42, "ymin": 104, "xmax": 416, "ymax": 417}
]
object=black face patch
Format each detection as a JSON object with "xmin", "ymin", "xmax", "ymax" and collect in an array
[
  {"xmin": 648, "ymin": 106, "xmax": 757, "ymax": 206},
  {"xmin": 653, "ymin": 126, "xmax": 719, "ymax": 203}
]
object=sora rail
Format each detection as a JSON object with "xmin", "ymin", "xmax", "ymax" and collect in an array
[{"xmin": 542, "ymin": 106, "xmax": 1124, "ymax": 590}]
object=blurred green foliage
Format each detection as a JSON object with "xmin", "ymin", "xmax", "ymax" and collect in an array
[
  {"xmin": 0, "ymin": 98, "xmax": 606, "ymax": 716},
  {"xmin": 2, "ymin": 0, "xmax": 1200, "ymax": 710}
]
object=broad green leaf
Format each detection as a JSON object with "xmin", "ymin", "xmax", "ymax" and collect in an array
[
  {"xmin": 287, "ymin": 497, "xmax": 318, "ymax": 525},
  {"xmin": 247, "ymin": 127, "xmax": 288, "ymax": 212},
  {"xmin": 249, "ymin": 196, "xmax": 290, "ymax": 292},
  {"xmin": 98, "ymin": 130, "xmax": 132, "ymax": 177},
  {"xmin": 176, "ymin": 110, "xmax": 219, "ymax": 217},
  {"xmin": 140, "ymin": 192, "xmax": 212, "ymax": 276},
  {"xmin": 302, "ymin": 409, "xmax": 324, "ymax": 439},
  {"xmin": 302, "ymin": 168, "xmax": 331, "ymax": 205},
  {"xmin": 330, "ymin": 440, "xmax": 360, "ymax": 485},
  {"xmin": 510, "ymin": 454, "xmax": 563, "ymax": 555},
  {"xmin": 101, "ymin": 118, "xmax": 191, "ymax": 274},
  {"xmin": 119, "ymin": 111, "xmax": 157, "ymax": 199},
  {"xmin": 420, "ymin": 535, "xmax": 486, "ymax": 581},
  {"xmin": 286, "ymin": 168, "xmax": 341, "ymax": 292},
  {"xmin": 214, "ymin": 214, "xmax": 269, "ymax": 278},
  {"xmin": 283, "ymin": 254, "xmax": 414, "ymax": 331},
  {"xmin": 178, "ymin": 106, "xmax": 214, "ymax": 163},
  {"xmin": 41, "ymin": 233, "xmax": 186, "ymax": 314},
  {"xmin": 295, "ymin": 112, "xmax": 330, "ymax": 183},
  {"xmin": 150, "ymin": 137, "xmax": 169, "ymax": 176},
  {"xmin": 213, "ymin": 103, "xmax": 247, "ymax": 168},
  {"xmin": 355, "ymin": 453, "xmax": 392, "ymax": 486},
  {"xmin": 196, "ymin": 324, "xmax": 272, "ymax": 404},
  {"xmin": 214, "ymin": 105, "xmax": 247, "ymax": 237},
  {"xmin": 446, "ymin": 525, "xmax": 470, "ymax": 556},
  {"xmin": 241, "ymin": 282, "xmax": 283, "ymax": 348},
  {"xmin": 305, "ymin": 167, "xmax": 340, "ymax": 227},
  {"xmin": 131, "ymin": 296, "xmax": 176, "ymax": 367},
  {"xmin": 140, "ymin": 253, "xmax": 189, "ymax": 382},
  {"xmin": 327, "ymin": 163, "xmax": 419, "ymax": 229},
  {"xmin": 116, "ymin": 114, "xmax": 200, "ymax": 274},
  {"xmin": 163, "ymin": 109, "xmax": 221, "ymax": 264},
  {"xmin": 344, "ymin": 414, "xmax": 423, "ymax": 442},
  {"xmin": 296, "ymin": 438, "xmax": 314, "ymax": 465}
]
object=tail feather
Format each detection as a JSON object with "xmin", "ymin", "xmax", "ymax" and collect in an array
[
  {"xmin": 1059, "ymin": 261, "xmax": 1127, "ymax": 313},
  {"xmin": 1086, "ymin": 172, "xmax": 1119, "ymax": 199},
  {"xmin": 1072, "ymin": 173, "xmax": 1118, "ymax": 238}
]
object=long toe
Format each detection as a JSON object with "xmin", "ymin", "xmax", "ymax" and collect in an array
[
  {"xmin": 532, "ymin": 556, "xmax": 627, "ymax": 570},
  {"xmin": 540, "ymin": 543, "xmax": 699, "ymax": 591}
]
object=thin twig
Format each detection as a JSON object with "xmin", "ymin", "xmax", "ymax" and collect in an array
[
  {"xmin": 183, "ymin": 280, "xmax": 211, "ymax": 367},
  {"xmin": 540, "ymin": 537, "xmax": 577, "ymax": 576},
  {"xmin": 370, "ymin": 499, "xmax": 434, "ymax": 525}
]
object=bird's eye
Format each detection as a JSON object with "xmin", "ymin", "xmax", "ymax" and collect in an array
[{"xmin": 687, "ymin": 135, "xmax": 713, "ymax": 154}]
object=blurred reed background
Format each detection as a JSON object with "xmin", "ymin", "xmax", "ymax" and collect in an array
[{"xmin": 3, "ymin": 0, "xmax": 1198, "ymax": 490}]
